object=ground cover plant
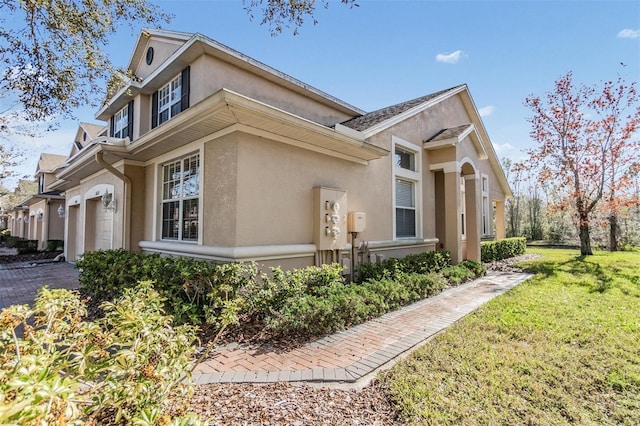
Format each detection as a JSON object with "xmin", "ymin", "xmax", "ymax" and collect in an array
[{"xmin": 381, "ymin": 248, "xmax": 640, "ymax": 425}]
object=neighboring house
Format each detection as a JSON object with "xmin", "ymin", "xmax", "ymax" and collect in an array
[
  {"xmin": 50, "ymin": 29, "xmax": 511, "ymax": 272},
  {"xmin": 6, "ymin": 206, "xmax": 28, "ymax": 238},
  {"xmin": 15, "ymin": 153, "xmax": 67, "ymax": 249}
]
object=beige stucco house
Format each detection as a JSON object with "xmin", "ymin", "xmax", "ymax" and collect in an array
[
  {"xmin": 5, "ymin": 153, "xmax": 66, "ymax": 249},
  {"xmin": 50, "ymin": 29, "xmax": 511, "ymax": 272}
]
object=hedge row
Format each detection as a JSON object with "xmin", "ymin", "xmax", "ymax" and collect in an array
[
  {"xmin": 480, "ymin": 237, "xmax": 527, "ymax": 262},
  {"xmin": 6, "ymin": 237, "xmax": 39, "ymax": 254},
  {"xmin": 75, "ymin": 249, "xmax": 485, "ymax": 338},
  {"xmin": 355, "ymin": 250, "xmax": 452, "ymax": 283}
]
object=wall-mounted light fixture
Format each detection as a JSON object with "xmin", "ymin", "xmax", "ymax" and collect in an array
[
  {"xmin": 57, "ymin": 204, "xmax": 65, "ymax": 219},
  {"xmin": 24, "ymin": 216, "xmax": 30, "ymax": 224},
  {"xmin": 101, "ymin": 189, "xmax": 116, "ymax": 212},
  {"xmin": 37, "ymin": 212, "xmax": 44, "ymax": 222}
]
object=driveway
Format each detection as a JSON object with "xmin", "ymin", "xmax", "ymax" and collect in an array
[{"xmin": 0, "ymin": 261, "xmax": 80, "ymax": 309}]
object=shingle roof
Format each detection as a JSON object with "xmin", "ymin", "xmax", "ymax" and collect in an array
[
  {"xmin": 37, "ymin": 153, "xmax": 67, "ymax": 173},
  {"xmin": 425, "ymin": 124, "xmax": 472, "ymax": 142},
  {"xmin": 340, "ymin": 85, "xmax": 465, "ymax": 132}
]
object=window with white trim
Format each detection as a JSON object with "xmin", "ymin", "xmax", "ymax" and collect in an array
[
  {"xmin": 161, "ymin": 153, "xmax": 200, "ymax": 241},
  {"xmin": 393, "ymin": 141, "xmax": 421, "ymax": 239},
  {"xmin": 158, "ymin": 75, "xmax": 182, "ymax": 125},
  {"xmin": 113, "ymin": 105, "xmax": 129, "ymax": 139},
  {"xmin": 460, "ymin": 176, "xmax": 466, "ymax": 238},
  {"xmin": 481, "ymin": 175, "xmax": 490, "ymax": 236}
]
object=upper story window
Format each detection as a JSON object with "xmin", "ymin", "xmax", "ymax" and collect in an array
[
  {"xmin": 152, "ymin": 67, "xmax": 190, "ymax": 129},
  {"xmin": 161, "ymin": 153, "xmax": 200, "ymax": 242},
  {"xmin": 110, "ymin": 101, "xmax": 133, "ymax": 141},
  {"xmin": 395, "ymin": 146, "xmax": 416, "ymax": 171},
  {"xmin": 112, "ymin": 105, "xmax": 129, "ymax": 139},
  {"xmin": 393, "ymin": 139, "xmax": 421, "ymax": 239}
]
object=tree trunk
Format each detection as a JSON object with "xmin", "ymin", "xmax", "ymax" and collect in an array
[
  {"xmin": 609, "ymin": 214, "xmax": 619, "ymax": 251},
  {"xmin": 579, "ymin": 219, "xmax": 593, "ymax": 256}
]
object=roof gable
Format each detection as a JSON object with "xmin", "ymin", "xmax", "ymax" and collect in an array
[
  {"xmin": 340, "ymin": 85, "xmax": 466, "ymax": 135},
  {"xmin": 36, "ymin": 153, "xmax": 67, "ymax": 174}
]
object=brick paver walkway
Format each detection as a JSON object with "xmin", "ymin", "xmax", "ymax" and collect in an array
[
  {"xmin": 0, "ymin": 256, "xmax": 532, "ymax": 386},
  {"xmin": 193, "ymin": 270, "xmax": 532, "ymax": 385}
]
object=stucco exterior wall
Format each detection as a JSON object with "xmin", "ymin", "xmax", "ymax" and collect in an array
[
  {"xmin": 234, "ymin": 133, "xmax": 392, "ymax": 247},
  {"xmin": 202, "ymin": 134, "xmax": 238, "ymax": 247},
  {"xmin": 189, "ymin": 55, "xmax": 354, "ymax": 126}
]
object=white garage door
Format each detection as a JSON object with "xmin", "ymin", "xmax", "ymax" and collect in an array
[{"xmin": 94, "ymin": 205, "xmax": 112, "ymax": 250}]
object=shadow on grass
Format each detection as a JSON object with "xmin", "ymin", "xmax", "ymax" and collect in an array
[{"xmin": 522, "ymin": 255, "xmax": 614, "ymax": 293}]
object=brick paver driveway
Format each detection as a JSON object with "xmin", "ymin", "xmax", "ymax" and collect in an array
[{"xmin": 0, "ymin": 261, "xmax": 80, "ymax": 309}]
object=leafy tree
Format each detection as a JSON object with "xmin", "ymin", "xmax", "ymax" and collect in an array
[
  {"xmin": 243, "ymin": 0, "xmax": 357, "ymax": 35},
  {"xmin": 0, "ymin": 0, "xmax": 171, "ymax": 125},
  {"xmin": 502, "ymin": 157, "xmax": 523, "ymax": 237},
  {"xmin": 0, "ymin": 178, "xmax": 37, "ymax": 210},
  {"xmin": 524, "ymin": 72, "xmax": 640, "ymax": 255},
  {"xmin": 0, "ymin": 143, "xmax": 24, "ymax": 197}
]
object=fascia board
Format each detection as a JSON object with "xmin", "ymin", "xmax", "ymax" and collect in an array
[
  {"xmin": 223, "ymin": 90, "xmax": 388, "ymax": 159},
  {"xmin": 459, "ymin": 90, "xmax": 512, "ymax": 198},
  {"xmin": 362, "ymin": 85, "xmax": 467, "ymax": 138},
  {"xmin": 102, "ymin": 32, "xmax": 365, "ymax": 119}
]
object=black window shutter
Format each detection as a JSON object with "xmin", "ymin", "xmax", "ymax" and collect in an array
[
  {"xmin": 181, "ymin": 66, "xmax": 190, "ymax": 112},
  {"xmin": 109, "ymin": 116, "xmax": 115, "ymax": 137},
  {"xmin": 151, "ymin": 91, "xmax": 159, "ymax": 129},
  {"xmin": 127, "ymin": 100, "xmax": 134, "ymax": 140}
]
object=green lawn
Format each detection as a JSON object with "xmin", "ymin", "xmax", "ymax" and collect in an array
[{"xmin": 381, "ymin": 249, "xmax": 640, "ymax": 425}]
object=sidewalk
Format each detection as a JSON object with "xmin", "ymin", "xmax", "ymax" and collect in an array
[
  {"xmin": 193, "ymin": 270, "xmax": 532, "ymax": 386},
  {"xmin": 0, "ymin": 260, "xmax": 532, "ymax": 386}
]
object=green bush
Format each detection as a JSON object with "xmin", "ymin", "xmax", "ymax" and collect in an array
[
  {"xmin": 0, "ymin": 283, "xmax": 204, "ymax": 425},
  {"xmin": 15, "ymin": 239, "xmax": 38, "ymax": 254},
  {"xmin": 5, "ymin": 235, "xmax": 19, "ymax": 248},
  {"xmin": 481, "ymin": 237, "xmax": 527, "ymax": 262},
  {"xmin": 75, "ymin": 249, "xmax": 258, "ymax": 326},
  {"xmin": 265, "ymin": 272, "xmax": 448, "ymax": 336},
  {"xmin": 355, "ymin": 250, "xmax": 451, "ymax": 283},
  {"xmin": 46, "ymin": 239, "xmax": 64, "ymax": 251}
]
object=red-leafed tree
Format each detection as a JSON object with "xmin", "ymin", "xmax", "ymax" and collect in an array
[{"xmin": 524, "ymin": 72, "xmax": 640, "ymax": 255}]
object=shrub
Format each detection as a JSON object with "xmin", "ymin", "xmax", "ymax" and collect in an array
[
  {"xmin": 75, "ymin": 250, "xmax": 258, "ymax": 326},
  {"xmin": 355, "ymin": 251, "xmax": 451, "ymax": 283},
  {"xmin": 266, "ymin": 272, "xmax": 448, "ymax": 337},
  {"xmin": 15, "ymin": 239, "xmax": 38, "ymax": 254},
  {"xmin": 0, "ymin": 283, "xmax": 204, "ymax": 425},
  {"xmin": 5, "ymin": 235, "xmax": 19, "ymax": 248},
  {"xmin": 441, "ymin": 264, "xmax": 475, "ymax": 285},
  {"xmin": 481, "ymin": 237, "xmax": 527, "ymax": 262},
  {"xmin": 46, "ymin": 239, "xmax": 64, "ymax": 251}
]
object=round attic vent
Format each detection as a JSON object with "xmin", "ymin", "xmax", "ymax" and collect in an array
[{"xmin": 146, "ymin": 47, "xmax": 154, "ymax": 65}]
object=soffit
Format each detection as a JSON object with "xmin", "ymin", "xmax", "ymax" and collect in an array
[{"xmin": 128, "ymin": 89, "xmax": 387, "ymax": 163}]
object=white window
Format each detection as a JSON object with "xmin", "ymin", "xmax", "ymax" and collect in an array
[
  {"xmin": 161, "ymin": 153, "xmax": 200, "ymax": 241},
  {"xmin": 158, "ymin": 75, "xmax": 182, "ymax": 125},
  {"xmin": 393, "ymin": 140, "xmax": 421, "ymax": 239},
  {"xmin": 460, "ymin": 176, "xmax": 466, "ymax": 238},
  {"xmin": 113, "ymin": 105, "xmax": 129, "ymax": 139},
  {"xmin": 481, "ymin": 174, "xmax": 490, "ymax": 236}
]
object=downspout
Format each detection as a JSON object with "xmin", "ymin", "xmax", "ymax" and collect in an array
[{"xmin": 95, "ymin": 152, "xmax": 132, "ymax": 251}]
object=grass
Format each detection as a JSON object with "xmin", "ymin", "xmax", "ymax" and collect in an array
[{"xmin": 381, "ymin": 248, "xmax": 640, "ymax": 425}]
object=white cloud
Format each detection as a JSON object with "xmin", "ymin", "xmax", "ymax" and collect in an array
[
  {"xmin": 617, "ymin": 29, "xmax": 640, "ymax": 39},
  {"xmin": 435, "ymin": 50, "xmax": 465, "ymax": 64},
  {"xmin": 492, "ymin": 142, "xmax": 514, "ymax": 154},
  {"xmin": 478, "ymin": 105, "xmax": 496, "ymax": 117}
]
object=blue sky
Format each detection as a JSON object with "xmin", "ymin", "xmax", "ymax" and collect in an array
[{"xmin": 8, "ymin": 0, "xmax": 640, "ymax": 187}]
